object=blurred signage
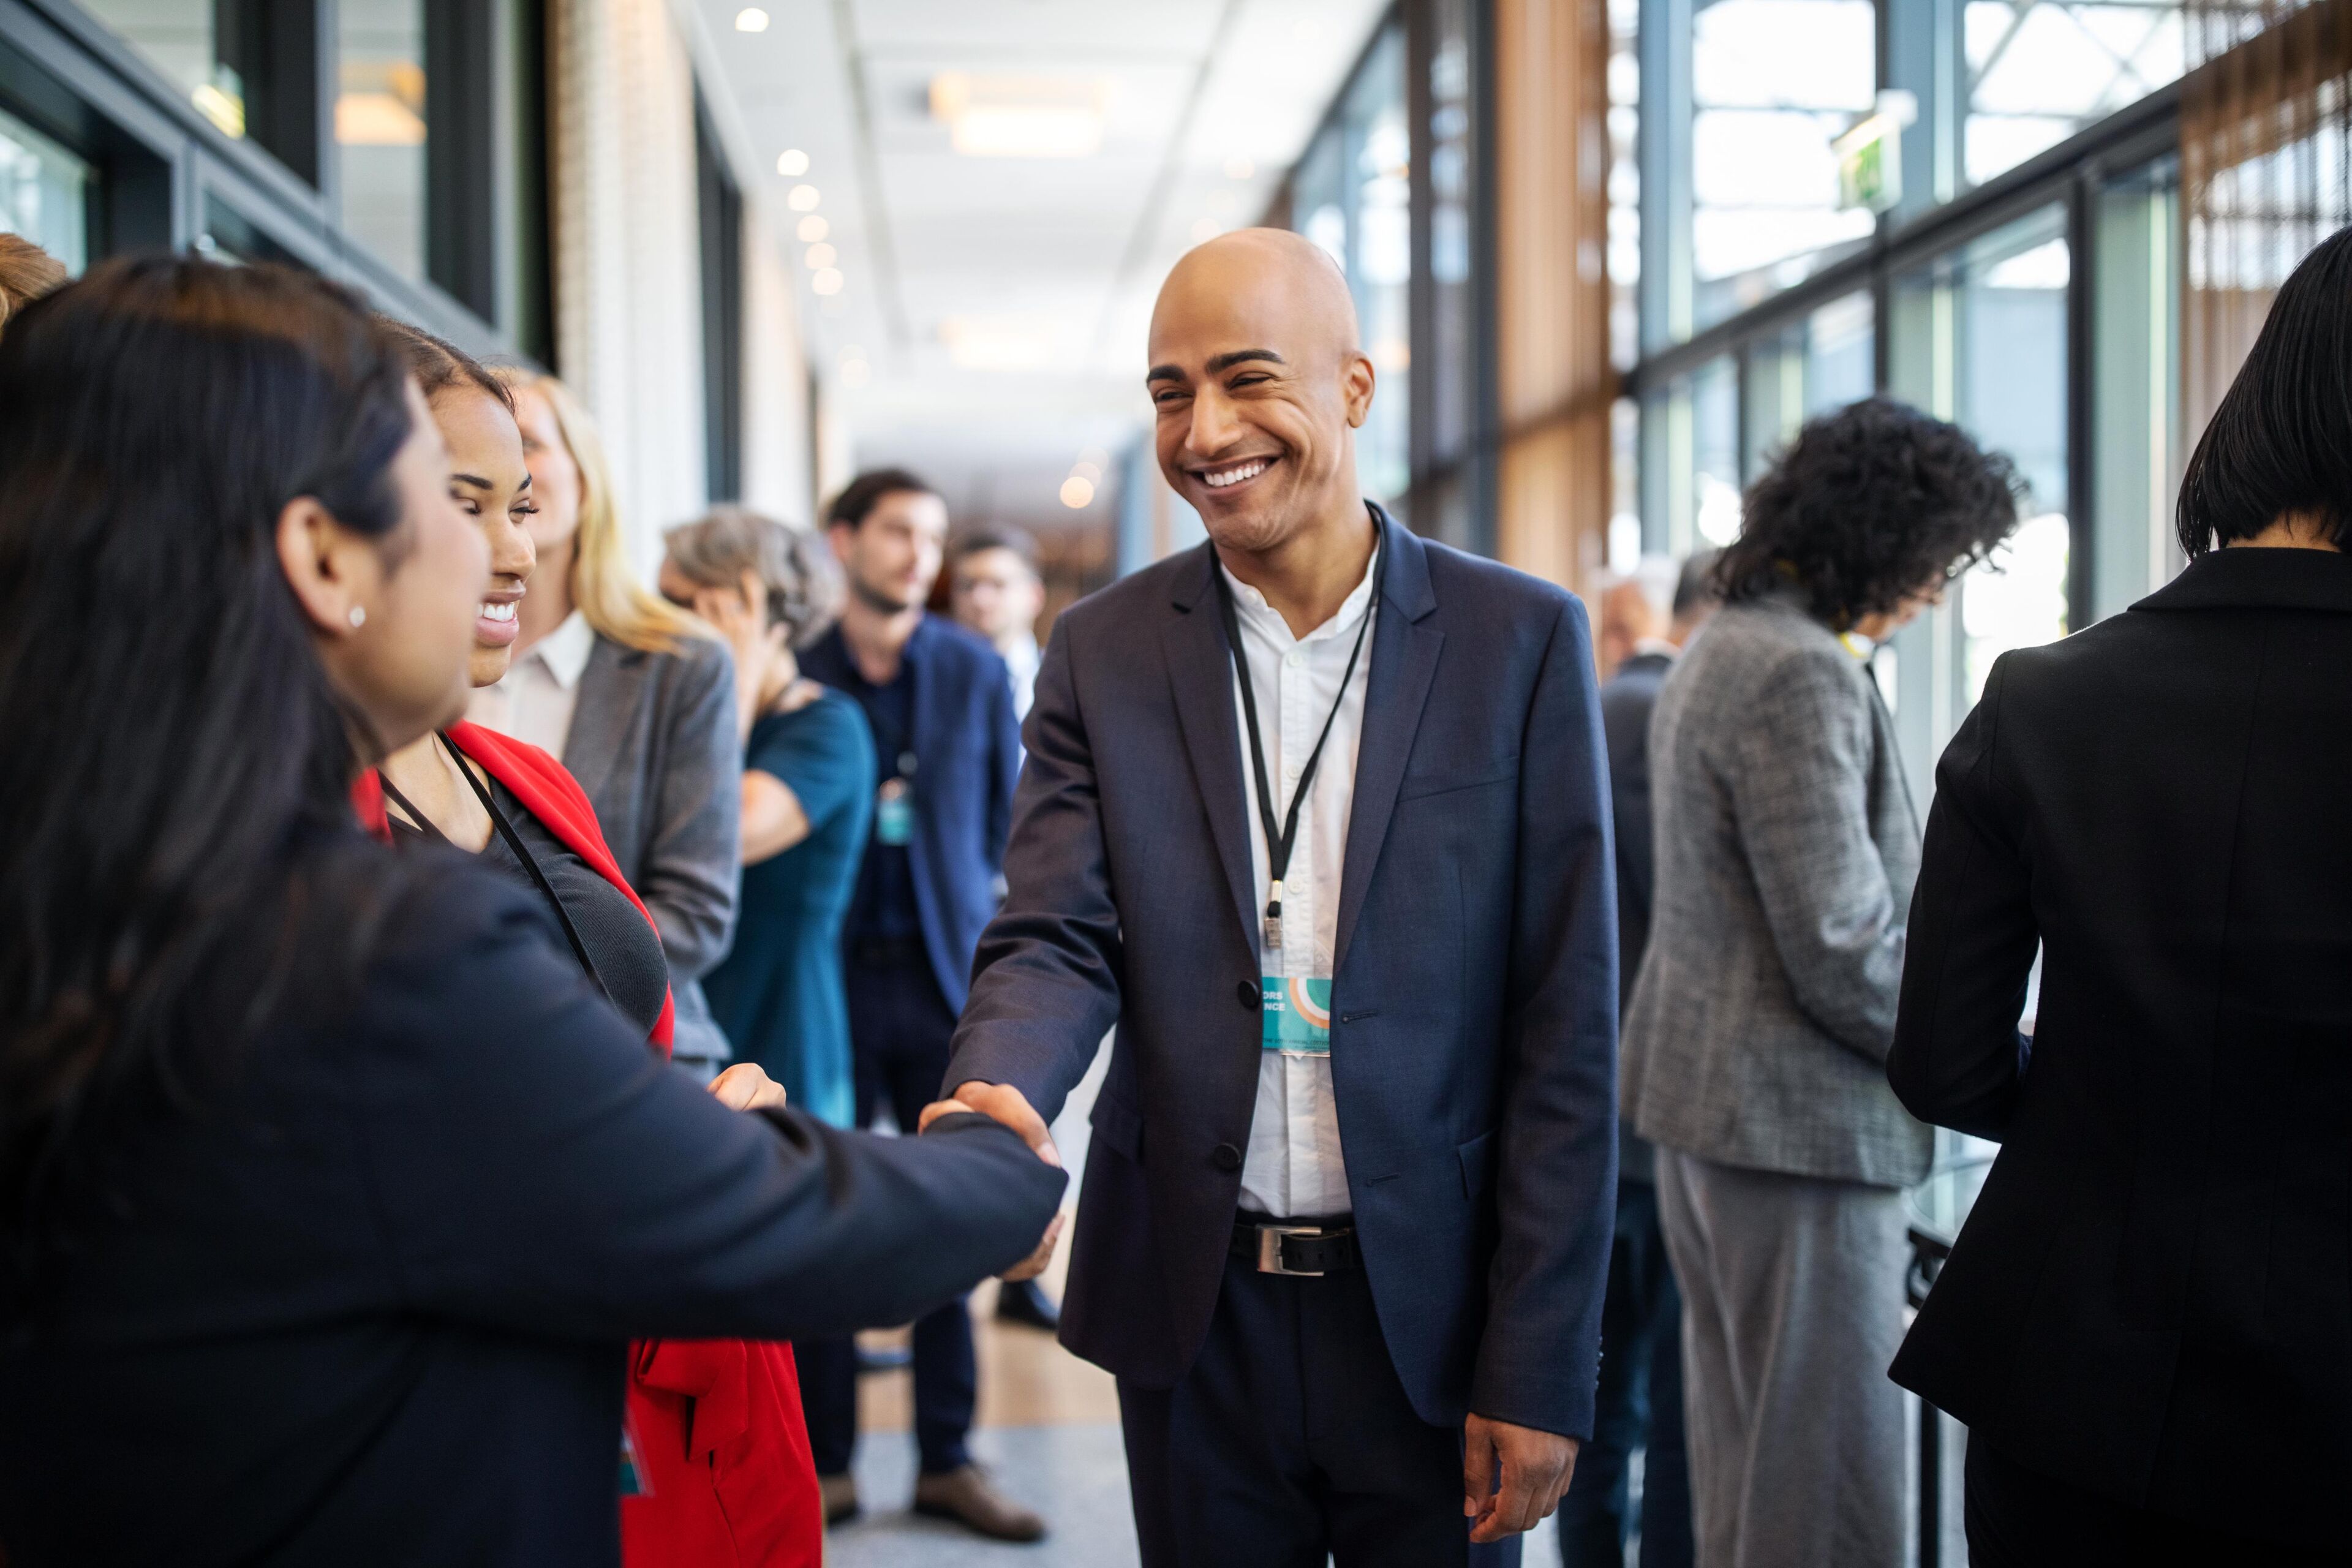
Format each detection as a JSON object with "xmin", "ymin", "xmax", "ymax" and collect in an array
[{"xmin": 1834, "ymin": 91, "xmax": 1919, "ymax": 216}]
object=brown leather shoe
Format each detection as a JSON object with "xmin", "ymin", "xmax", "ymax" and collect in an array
[
  {"xmin": 818, "ymin": 1471, "xmax": 859, "ymax": 1527},
  {"xmin": 911, "ymin": 1463, "xmax": 1047, "ymax": 1542}
]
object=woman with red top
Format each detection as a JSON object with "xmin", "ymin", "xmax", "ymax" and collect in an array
[{"xmin": 366, "ymin": 320, "xmax": 821, "ymax": 1568}]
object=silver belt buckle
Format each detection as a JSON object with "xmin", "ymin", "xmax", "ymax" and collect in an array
[{"xmin": 1255, "ymin": 1223, "xmax": 1327, "ymax": 1277}]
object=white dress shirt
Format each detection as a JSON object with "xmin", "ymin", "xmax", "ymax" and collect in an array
[
  {"xmin": 1223, "ymin": 545, "xmax": 1378, "ymax": 1219},
  {"xmin": 1003, "ymin": 631, "xmax": 1041, "ymax": 722},
  {"xmin": 468, "ymin": 608, "xmax": 597, "ymax": 758}
]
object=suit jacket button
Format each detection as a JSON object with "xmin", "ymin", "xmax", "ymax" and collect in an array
[
  {"xmin": 1212, "ymin": 1142, "xmax": 1243, "ymax": 1172},
  {"xmin": 1236, "ymin": 980, "xmax": 1260, "ymax": 1011}
]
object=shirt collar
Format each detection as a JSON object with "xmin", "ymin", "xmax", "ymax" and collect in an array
[
  {"xmin": 528, "ymin": 609, "xmax": 597, "ymax": 689},
  {"xmin": 1219, "ymin": 544, "xmax": 1382, "ymax": 646}
]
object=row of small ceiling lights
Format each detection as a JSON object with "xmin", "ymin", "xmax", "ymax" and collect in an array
[{"xmin": 733, "ymin": 10, "xmax": 869, "ymax": 389}]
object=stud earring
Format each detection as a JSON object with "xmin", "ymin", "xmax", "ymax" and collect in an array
[{"xmin": 348, "ymin": 605, "xmax": 367, "ymax": 628}]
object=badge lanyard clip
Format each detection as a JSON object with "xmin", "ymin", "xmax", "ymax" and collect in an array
[{"xmin": 1214, "ymin": 516, "xmax": 1387, "ymax": 960}]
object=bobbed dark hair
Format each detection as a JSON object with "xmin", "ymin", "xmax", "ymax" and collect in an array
[
  {"xmin": 2176, "ymin": 224, "xmax": 2352, "ymax": 557},
  {"xmin": 0, "ymin": 256, "xmax": 420, "ymax": 1296},
  {"xmin": 1715, "ymin": 397, "xmax": 2024, "ymax": 628},
  {"xmin": 827, "ymin": 466, "xmax": 936, "ymax": 530}
]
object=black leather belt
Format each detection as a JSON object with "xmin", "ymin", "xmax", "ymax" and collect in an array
[
  {"xmin": 1231, "ymin": 1216, "xmax": 1360, "ymax": 1276},
  {"xmin": 847, "ymin": 935, "xmax": 927, "ymax": 970}
]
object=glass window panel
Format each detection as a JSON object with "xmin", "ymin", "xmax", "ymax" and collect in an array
[
  {"xmin": 1689, "ymin": 0, "xmax": 1876, "ymax": 331},
  {"xmin": 339, "ymin": 0, "xmax": 429, "ymax": 283},
  {"xmin": 2093, "ymin": 157, "xmax": 2181, "ymax": 620},
  {"xmin": 1428, "ymin": 0, "xmax": 1479, "ymax": 464},
  {"xmin": 83, "ymin": 1, "xmax": 251, "ymax": 141},
  {"xmin": 1885, "ymin": 203, "xmax": 2071, "ymax": 796},
  {"xmin": 0, "ymin": 108, "xmax": 91, "ymax": 274},
  {"xmin": 1965, "ymin": 2, "xmax": 2186, "ymax": 186},
  {"xmin": 1692, "ymin": 355, "xmax": 1741, "ymax": 546},
  {"xmin": 1608, "ymin": 0, "xmax": 1640, "ymax": 369}
]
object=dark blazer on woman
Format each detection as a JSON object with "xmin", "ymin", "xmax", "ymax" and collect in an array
[
  {"xmin": 1888, "ymin": 547, "xmax": 2352, "ymax": 1551},
  {"xmin": 0, "ymin": 851, "xmax": 1064, "ymax": 1567}
]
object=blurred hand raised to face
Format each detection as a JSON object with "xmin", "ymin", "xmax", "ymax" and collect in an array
[{"xmin": 1145, "ymin": 228, "xmax": 1376, "ymax": 564}]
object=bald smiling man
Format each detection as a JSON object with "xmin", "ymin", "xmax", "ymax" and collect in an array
[{"xmin": 927, "ymin": 230, "xmax": 1620, "ymax": 1566}]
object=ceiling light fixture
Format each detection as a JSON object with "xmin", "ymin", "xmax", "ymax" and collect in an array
[
  {"xmin": 787, "ymin": 184, "xmax": 821, "ymax": 212},
  {"xmin": 805, "ymin": 242, "xmax": 837, "ymax": 269},
  {"xmin": 811, "ymin": 268, "xmax": 843, "ymax": 296},
  {"xmin": 735, "ymin": 7, "xmax": 770, "ymax": 31},
  {"xmin": 930, "ymin": 72, "xmax": 1106, "ymax": 159},
  {"xmin": 796, "ymin": 214, "xmax": 829, "ymax": 243},
  {"xmin": 775, "ymin": 148, "xmax": 809, "ymax": 176},
  {"xmin": 841, "ymin": 360, "xmax": 872, "ymax": 388},
  {"xmin": 1190, "ymin": 217, "xmax": 1221, "ymax": 244},
  {"xmin": 1223, "ymin": 156, "xmax": 1255, "ymax": 180},
  {"xmin": 938, "ymin": 317, "xmax": 1052, "ymax": 372},
  {"xmin": 1060, "ymin": 476, "xmax": 1096, "ymax": 509},
  {"xmin": 1071, "ymin": 458, "xmax": 1104, "ymax": 483}
]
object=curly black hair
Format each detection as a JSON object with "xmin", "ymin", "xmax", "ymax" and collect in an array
[{"xmin": 1714, "ymin": 397, "xmax": 2026, "ymax": 629}]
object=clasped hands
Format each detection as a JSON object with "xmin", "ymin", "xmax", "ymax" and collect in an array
[{"xmin": 918, "ymin": 1081, "xmax": 1065, "ymax": 1284}]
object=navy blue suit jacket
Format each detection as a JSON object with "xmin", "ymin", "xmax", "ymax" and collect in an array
[
  {"xmin": 947, "ymin": 510, "xmax": 1619, "ymax": 1439},
  {"xmin": 803, "ymin": 615, "xmax": 1021, "ymax": 1012}
]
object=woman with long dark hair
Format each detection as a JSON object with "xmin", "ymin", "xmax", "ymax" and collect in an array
[
  {"xmin": 1889, "ymin": 228, "xmax": 2352, "ymax": 1563},
  {"xmin": 0, "ymin": 256, "xmax": 1063, "ymax": 1567}
]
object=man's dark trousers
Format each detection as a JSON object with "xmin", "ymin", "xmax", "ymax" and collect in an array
[
  {"xmin": 1120, "ymin": 1250, "xmax": 1520, "ymax": 1568},
  {"xmin": 1554, "ymin": 1180, "xmax": 1691, "ymax": 1567},
  {"xmin": 796, "ymin": 947, "xmax": 977, "ymax": 1477}
]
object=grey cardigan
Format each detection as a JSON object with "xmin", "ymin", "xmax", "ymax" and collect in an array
[
  {"xmin": 564, "ymin": 632, "xmax": 743, "ymax": 1061},
  {"xmin": 1618, "ymin": 592, "xmax": 1931, "ymax": 1189}
]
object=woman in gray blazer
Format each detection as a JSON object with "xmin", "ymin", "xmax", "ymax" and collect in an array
[
  {"xmin": 1618, "ymin": 398, "xmax": 2021, "ymax": 1568},
  {"xmin": 469, "ymin": 370, "xmax": 743, "ymax": 1071}
]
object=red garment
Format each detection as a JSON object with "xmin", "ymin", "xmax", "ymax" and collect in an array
[{"xmin": 356, "ymin": 723, "xmax": 823, "ymax": 1568}]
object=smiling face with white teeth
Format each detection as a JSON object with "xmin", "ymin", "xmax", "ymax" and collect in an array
[
  {"xmin": 425, "ymin": 383, "xmax": 539, "ymax": 688},
  {"xmin": 1147, "ymin": 228, "xmax": 1376, "ymax": 566}
]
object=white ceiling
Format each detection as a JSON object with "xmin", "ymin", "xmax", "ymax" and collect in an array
[{"xmin": 683, "ymin": 0, "xmax": 1390, "ymax": 533}]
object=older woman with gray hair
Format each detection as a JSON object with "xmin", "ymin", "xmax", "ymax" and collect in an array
[{"xmin": 663, "ymin": 508, "xmax": 875, "ymax": 1128}]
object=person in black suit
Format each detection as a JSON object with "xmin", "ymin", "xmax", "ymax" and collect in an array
[
  {"xmin": 0, "ymin": 257, "xmax": 1064, "ymax": 1568},
  {"xmin": 794, "ymin": 468, "xmax": 1039, "ymax": 1540},
  {"xmin": 929, "ymin": 228, "xmax": 1620, "ymax": 1566},
  {"xmin": 1888, "ymin": 225, "xmax": 2352, "ymax": 1565},
  {"xmin": 1555, "ymin": 552, "xmax": 1713, "ymax": 1568}
]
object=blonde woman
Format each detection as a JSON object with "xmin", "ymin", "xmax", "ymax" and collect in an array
[{"xmin": 469, "ymin": 370, "xmax": 742, "ymax": 1072}]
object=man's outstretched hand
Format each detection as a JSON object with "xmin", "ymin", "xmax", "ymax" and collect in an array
[
  {"xmin": 919, "ymin": 1081, "xmax": 1066, "ymax": 1284},
  {"xmin": 919, "ymin": 1081, "xmax": 1061, "ymax": 1167},
  {"xmin": 1463, "ymin": 1414, "xmax": 1578, "ymax": 1544}
]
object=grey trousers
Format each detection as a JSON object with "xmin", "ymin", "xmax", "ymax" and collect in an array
[{"xmin": 1655, "ymin": 1150, "xmax": 1909, "ymax": 1568}]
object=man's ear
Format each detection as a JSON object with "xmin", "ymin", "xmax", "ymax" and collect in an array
[
  {"xmin": 1341, "ymin": 350, "xmax": 1376, "ymax": 430},
  {"xmin": 276, "ymin": 496, "xmax": 373, "ymax": 637},
  {"xmin": 827, "ymin": 521, "xmax": 854, "ymax": 564}
]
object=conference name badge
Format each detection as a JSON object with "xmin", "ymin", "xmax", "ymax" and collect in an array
[
  {"xmin": 875, "ymin": 778, "xmax": 913, "ymax": 846},
  {"xmin": 1261, "ymin": 975, "xmax": 1333, "ymax": 1055}
]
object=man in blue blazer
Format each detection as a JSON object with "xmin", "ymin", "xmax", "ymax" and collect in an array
[
  {"xmin": 927, "ymin": 230, "xmax": 1619, "ymax": 1564},
  {"xmin": 795, "ymin": 469, "xmax": 1035, "ymax": 1539}
]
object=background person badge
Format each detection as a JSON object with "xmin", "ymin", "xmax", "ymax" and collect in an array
[{"xmin": 1260, "ymin": 973, "xmax": 1332, "ymax": 1054}]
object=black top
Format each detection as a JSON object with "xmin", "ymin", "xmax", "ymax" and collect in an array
[
  {"xmin": 832, "ymin": 650, "xmax": 923, "ymax": 945},
  {"xmin": 1887, "ymin": 548, "xmax": 2352, "ymax": 1550},
  {"xmin": 1597, "ymin": 649, "xmax": 1672, "ymax": 1185},
  {"xmin": 389, "ymin": 771, "xmax": 668, "ymax": 1038},
  {"xmin": 0, "ymin": 850, "xmax": 1065, "ymax": 1567}
]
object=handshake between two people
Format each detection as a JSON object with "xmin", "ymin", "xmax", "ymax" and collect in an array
[
  {"xmin": 918, "ymin": 1081, "xmax": 1065, "ymax": 1285},
  {"xmin": 699, "ymin": 1064, "xmax": 1065, "ymax": 1286}
]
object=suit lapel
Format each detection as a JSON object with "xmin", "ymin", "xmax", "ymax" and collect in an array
[
  {"xmin": 1334, "ymin": 515, "xmax": 1442, "ymax": 974},
  {"xmin": 561, "ymin": 637, "xmax": 633, "ymax": 804},
  {"xmin": 1162, "ymin": 547, "xmax": 1262, "ymax": 952}
]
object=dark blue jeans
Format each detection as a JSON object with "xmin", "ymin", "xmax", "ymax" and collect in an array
[
  {"xmin": 1556, "ymin": 1180, "xmax": 1692, "ymax": 1568},
  {"xmin": 796, "ymin": 954, "xmax": 976, "ymax": 1477}
]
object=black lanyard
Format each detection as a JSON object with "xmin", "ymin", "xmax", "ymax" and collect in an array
[
  {"xmin": 379, "ymin": 734, "xmax": 615, "ymax": 1006},
  {"xmin": 1212, "ymin": 520, "xmax": 1387, "ymax": 956}
]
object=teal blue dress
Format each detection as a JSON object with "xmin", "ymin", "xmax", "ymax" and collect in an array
[{"xmin": 703, "ymin": 687, "xmax": 875, "ymax": 1127}]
